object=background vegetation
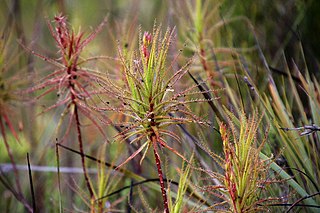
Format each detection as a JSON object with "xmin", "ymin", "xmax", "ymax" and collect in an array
[{"xmin": 1, "ymin": 0, "xmax": 319, "ymax": 212}]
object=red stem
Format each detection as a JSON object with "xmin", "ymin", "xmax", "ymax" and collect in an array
[
  {"xmin": 0, "ymin": 118, "xmax": 22, "ymax": 193},
  {"xmin": 0, "ymin": 118, "xmax": 33, "ymax": 212},
  {"xmin": 66, "ymin": 54, "xmax": 94, "ymax": 198},
  {"xmin": 152, "ymin": 135, "xmax": 169, "ymax": 213},
  {"xmin": 74, "ymin": 103, "xmax": 94, "ymax": 198}
]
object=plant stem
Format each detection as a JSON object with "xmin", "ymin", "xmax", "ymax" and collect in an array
[
  {"xmin": 0, "ymin": 118, "xmax": 33, "ymax": 212},
  {"xmin": 152, "ymin": 134, "xmax": 169, "ymax": 213},
  {"xmin": 74, "ymin": 104, "xmax": 94, "ymax": 198},
  {"xmin": 0, "ymin": 118, "xmax": 22, "ymax": 194},
  {"xmin": 67, "ymin": 59, "xmax": 94, "ymax": 198}
]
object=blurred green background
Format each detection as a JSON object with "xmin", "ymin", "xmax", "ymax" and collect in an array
[{"xmin": 1, "ymin": 0, "xmax": 320, "ymax": 212}]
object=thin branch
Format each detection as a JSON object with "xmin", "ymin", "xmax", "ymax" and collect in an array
[
  {"xmin": 281, "ymin": 124, "xmax": 320, "ymax": 136},
  {"xmin": 27, "ymin": 153, "xmax": 36, "ymax": 213}
]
